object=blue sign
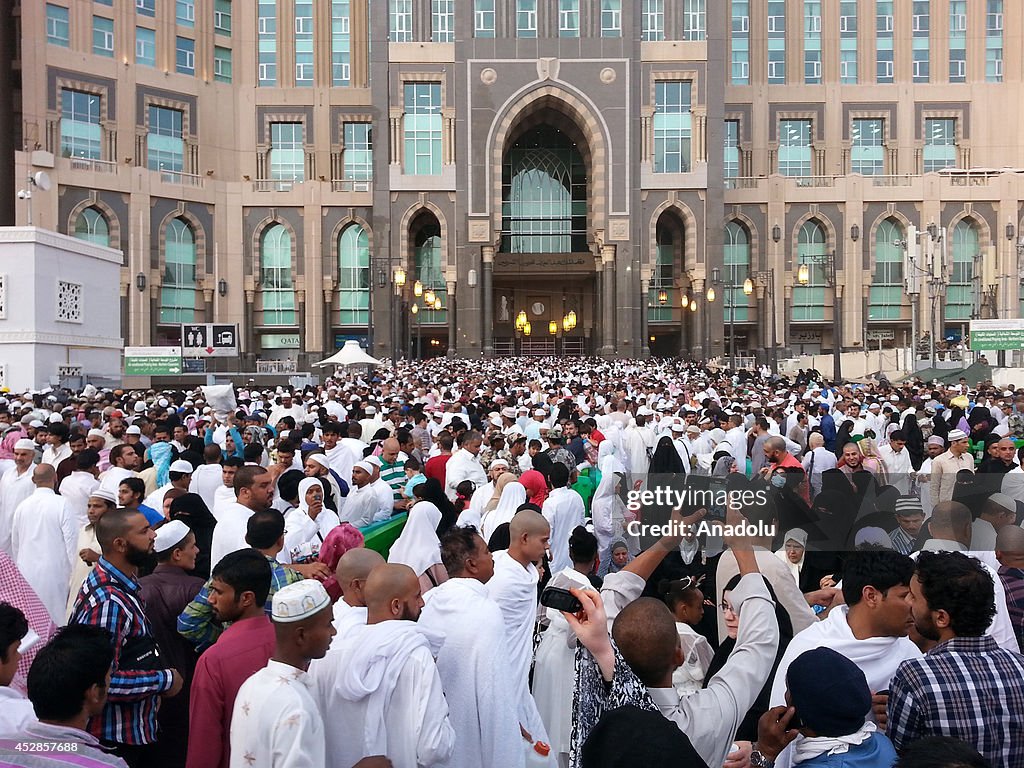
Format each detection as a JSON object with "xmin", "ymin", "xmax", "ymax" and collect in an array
[{"xmin": 334, "ymin": 334, "xmax": 369, "ymax": 349}]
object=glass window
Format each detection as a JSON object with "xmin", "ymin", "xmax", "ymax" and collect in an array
[
  {"xmin": 260, "ymin": 224, "xmax": 295, "ymax": 326},
  {"xmin": 391, "ymin": 0, "xmax": 412, "ymax": 42},
  {"xmin": 432, "ymin": 0, "xmax": 454, "ymax": 42},
  {"xmin": 649, "ymin": 227, "xmax": 674, "ymax": 323},
  {"xmin": 147, "ymin": 106, "xmax": 184, "ymax": 173},
  {"xmin": 294, "ymin": 1, "xmax": 313, "ymax": 86},
  {"xmin": 804, "ymin": 0, "xmax": 821, "ymax": 84},
  {"xmin": 517, "ymin": 0, "xmax": 537, "ymax": 38},
  {"xmin": 415, "ymin": 226, "xmax": 446, "ymax": 324},
  {"xmin": 724, "ymin": 222, "xmax": 750, "ymax": 323},
  {"xmin": 851, "ymin": 118, "xmax": 884, "ymax": 175},
  {"xmin": 93, "ymin": 16, "xmax": 114, "ymax": 57},
  {"xmin": 270, "ymin": 123, "xmax": 305, "ymax": 182},
  {"xmin": 403, "ymin": 83, "xmax": 442, "ymax": 176},
  {"xmin": 653, "ymin": 82, "xmax": 692, "ymax": 174},
  {"xmin": 343, "ymin": 123, "xmax": 373, "ymax": 183},
  {"xmin": 840, "ymin": 1, "xmax": 857, "ymax": 84},
  {"xmin": 778, "ymin": 119, "xmax": 812, "ymax": 177},
  {"xmin": 913, "ymin": 0, "xmax": 930, "ymax": 83},
  {"xmin": 948, "ymin": 221, "xmax": 977, "ymax": 321},
  {"xmin": 136, "ymin": 26, "xmax": 155, "ymax": 67},
  {"xmin": 160, "ymin": 218, "xmax": 196, "ymax": 324},
  {"xmin": 214, "ymin": 46, "xmax": 232, "ymax": 83},
  {"xmin": 214, "ymin": 0, "xmax": 231, "ymax": 35},
  {"xmin": 794, "ymin": 220, "xmax": 827, "ymax": 321},
  {"xmin": 767, "ymin": 0, "xmax": 785, "ymax": 84},
  {"xmin": 870, "ymin": 219, "xmax": 904, "ymax": 320},
  {"xmin": 684, "ymin": 0, "xmax": 705, "ymax": 41},
  {"xmin": 136, "ymin": 0, "xmax": 155, "ymax": 17},
  {"xmin": 987, "ymin": 0, "xmax": 1003, "ymax": 83},
  {"xmin": 46, "ymin": 4, "xmax": 69, "ymax": 47},
  {"xmin": 642, "ymin": 0, "xmax": 664, "ymax": 41},
  {"xmin": 60, "ymin": 90, "xmax": 102, "ymax": 160},
  {"xmin": 949, "ymin": 0, "xmax": 966, "ymax": 83},
  {"xmin": 332, "ymin": 1, "xmax": 351, "ymax": 85},
  {"xmin": 559, "ymin": 0, "xmax": 580, "ymax": 38},
  {"xmin": 258, "ymin": 0, "xmax": 276, "ymax": 86},
  {"xmin": 724, "ymin": 120, "xmax": 740, "ymax": 179},
  {"xmin": 731, "ymin": 0, "xmax": 749, "ymax": 85},
  {"xmin": 176, "ymin": 0, "xmax": 194, "ymax": 28},
  {"xmin": 475, "ymin": 0, "xmax": 495, "ymax": 38},
  {"xmin": 73, "ymin": 207, "xmax": 109, "ymax": 247},
  {"xmin": 175, "ymin": 36, "xmax": 195, "ymax": 75},
  {"xmin": 601, "ymin": 0, "xmax": 621, "ymax": 38},
  {"xmin": 95, "ymin": 0, "xmax": 112, "ymax": 5},
  {"xmin": 338, "ymin": 225, "xmax": 370, "ymax": 326},
  {"xmin": 877, "ymin": 1, "xmax": 894, "ymax": 83},
  {"xmin": 924, "ymin": 118, "xmax": 957, "ymax": 172}
]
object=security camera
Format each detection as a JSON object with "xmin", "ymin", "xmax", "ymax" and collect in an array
[{"xmin": 17, "ymin": 189, "xmax": 30, "ymax": 199}]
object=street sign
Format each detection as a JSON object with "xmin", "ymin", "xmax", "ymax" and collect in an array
[
  {"xmin": 867, "ymin": 329, "xmax": 895, "ymax": 341},
  {"xmin": 124, "ymin": 346, "xmax": 182, "ymax": 376},
  {"xmin": 183, "ymin": 358, "xmax": 207, "ymax": 373},
  {"xmin": 969, "ymin": 319, "xmax": 1024, "ymax": 350},
  {"xmin": 181, "ymin": 324, "xmax": 239, "ymax": 357}
]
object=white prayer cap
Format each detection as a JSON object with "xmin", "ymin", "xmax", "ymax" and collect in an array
[
  {"xmin": 365, "ymin": 405, "xmax": 377, "ymax": 414},
  {"xmin": 88, "ymin": 428, "xmax": 106, "ymax": 438},
  {"xmin": 308, "ymin": 453, "xmax": 330, "ymax": 470},
  {"xmin": 989, "ymin": 493, "xmax": 1016, "ymax": 514},
  {"xmin": 501, "ymin": 407, "xmax": 517, "ymax": 419},
  {"xmin": 685, "ymin": 425, "xmax": 700, "ymax": 434},
  {"xmin": 48, "ymin": 413, "xmax": 63, "ymax": 424},
  {"xmin": 126, "ymin": 425, "xmax": 142, "ymax": 435},
  {"xmin": 993, "ymin": 423, "xmax": 1010, "ymax": 438},
  {"xmin": 670, "ymin": 421, "xmax": 685, "ymax": 433},
  {"xmin": 353, "ymin": 460, "xmax": 375, "ymax": 475},
  {"xmin": 153, "ymin": 520, "xmax": 191, "ymax": 554},
  {"xmin": 157, "ymin": 398, "xmax": 169, "ymax": 408},
  {"xmin": 89, "ymin": 487, "xmax": 118, "ymax": 504},
  {"xmin": 534, "ymin": 408, "xmax": 546, "ymax": 417},
  {"xmin": 169, "ymin": 460, "xmax": 194, "ymax": 474},
  {"xmin": 854, "ymin": 527, "xmax": 893, "ymax": 550},
  {"xmin": 364, "ymin": 455, "xmax": 382, "ymax": 468},
  {"xmin": 14, "ymin": 438, "xmax": 35, "ymax": 451},
  {"xmin": 272, "ymin": 579, "xmax": 331, "ymax": 623},
  {"xmin": 488, "ymin": 458, "xmax": 510, "ymax": 470},
  {"xmin": 30, "ymin": 419, "xmax": 44, "ymax": 429},
  {"xmin": 134, "ymin": 402, "xmax": 147, "ymax": 413},
  {"xmin": 947, "ymin": 429, "xmax": 969, "ymax": 441}
]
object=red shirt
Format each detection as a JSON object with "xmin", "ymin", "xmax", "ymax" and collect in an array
[
  {"xmin": 424, "ymin": 454, "xmax": 451, "ymax": 486},
  {"xmin": 186, "ymin": 615, "xmax": 276, "ymax": 768}
]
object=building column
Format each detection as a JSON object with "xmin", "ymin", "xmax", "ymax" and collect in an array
[
  {"xmin": 481, "ymin": 246, "xmax": 494, "ymax": 357},
  {"xmin": 245, "ymin": 289, "xmax": 256, "ymax": 367},
  {"xmin": 446, "ymin": 279, "xmax": 457, "ymax": 357},
  {"xmin": 296, "ymin": 290, "xmax": 306, "ymax": 369},
  {"xmin": 690, "ymin": 278, "xmax": 704, "ymax": 360},
  {"xmin": 323, "ymin": 286, "xmax": 334, "ymax": 358},
  {"xmin": 601, "ymin": 245, "xmax": 616, "ymax": 356},
  {"xmin": 640, "ymin": 273, "xmax": 650, "ymax": 357}
]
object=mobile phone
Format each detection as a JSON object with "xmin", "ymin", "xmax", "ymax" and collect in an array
[{"xmin": 540, "ymin": 586, "xmax": 583, "ymax": 614}]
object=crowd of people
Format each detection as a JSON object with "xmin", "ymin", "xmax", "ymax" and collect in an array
[{"xmin": 0, "ymin": 355, "xmax": 1023, "ymax": 767}]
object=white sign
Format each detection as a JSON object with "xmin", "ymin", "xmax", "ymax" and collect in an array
[
  {"xmin": 181, "ymin": 324, "xmax": 239, "ymax": 358},
  {"xmin": 867, "ymin": 329, "xmax": 895, "ymax": 341}
]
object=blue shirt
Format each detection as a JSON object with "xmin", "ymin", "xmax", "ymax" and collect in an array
[{"xmin": 137, "ymin": 504, "xmax": 162, "ymax": 527}]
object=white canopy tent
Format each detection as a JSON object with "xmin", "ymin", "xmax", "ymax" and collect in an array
[{"xmin": 313, "ymin": 340, "xmax": 383, "ymax": 367}]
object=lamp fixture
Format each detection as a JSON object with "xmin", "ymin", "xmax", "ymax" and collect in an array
[
  {"xmin": 657, "ymin": 288, "xmax": 668, "ymax": 305},
  {"xmin": 394, "ymin": 267, "xmax": 406, "ymax": 287},
  {"xmin": 135, "ymin": 272, "xmax": 146, "ymax": 292},
  {"xmin": 522, "ymin": 321, "xmax": 531, "ymax": 336},
  {"xmin": 797, "ymin": 263, "xmax": 810, "ymax": 285},
  {"xmin": 549, "ymin": 320, "xmax": 557, "ymax": 334},
  {"xmin": 706, "ymin": 286, "xmax": 716, "ymax": 302},
  {"xmin": 772, "ymin": 224, "xmax": 782, "ymax": 243},
  {"xmin": 413, "ymin": 280, "xmax": 423, "ymax": 297},
  {"xmin": 850, "ymin": 224, "xmax": 860, "ymax": 242},
  {"xmin": 515, "ymin": 309, "xmax": 527, "ymax": 330},
  {"xmin": 217, "ymin": 278, "xmax": 227, "ymax": 297},
  {"xmin": 424, "ymin": 289, "xmax": 436, "ymax": 306},
  {"xmin": 377, "ymin": 269, "xmax": 386, "ymax": 289},
  {"xmin": 433, "ymin": 296, "xmax": 442, "ymax": 311},
  {"xmin": 743, "ymin": 277, "xmax": 754, "ymax": 296},
  {"xmin": 566, "ymin": 309, "xmax": 577, "ymax": 328},
  {"xmin": 411, "ymin": 302, "xmax": 419, "ymax": 315},
  {"xmin": 689, "ymin": 299, "xmax": 697, "ymax": 312},
  {"xmin": 1008, "ymin": 223, "xmax": 1016, "ymax": 241},
  {"xmin": 681, "ymin": 292, "xmax": 689, "ymax": 309}
]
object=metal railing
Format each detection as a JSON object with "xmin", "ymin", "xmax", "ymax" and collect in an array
[
  {"xmin": 256, "ymin": 360, "xmax": 298, "ymax": 373},
  {"xmin": 252, "ymin": 179, "xmax": 301, "ymax": 192},
  {"xmin": 871, "ymin": 174, "xmax": 916, "ymax": 187},
  {"xmin": 331, "ymin": 179, "xmax": 373, "ymax": 193},
  {"xmin": 791, "ymin": 175, "xmax": 838, "ymax": 188},
  {"xmin": 159, "ymin": 170, "xmax": 203, "ymax": 187},
  {"xmin": 724, "ymin": 177, "xmax": 761, "ymax": 190},
  {"xmin": 69, "ymin": 157, "xmax": 117, "ymax": 173}
]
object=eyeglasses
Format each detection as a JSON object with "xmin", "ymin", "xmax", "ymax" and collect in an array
[{"xmin": 719, "ymin": 600, "xmax": 736, "ymax": 613}]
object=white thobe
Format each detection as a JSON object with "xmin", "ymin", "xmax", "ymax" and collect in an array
[
  {"xmin": 541, "ymin": 487, "xmax": 586, "ymax": 574},
  {"xmin": 57, "ymin": 471, "xmax": 99, "ymax": 528},
  {"xmin": 622, "ymin": 427, "xmax": 650, "ymax": 477},
  {"xmin": 42, "ymin": 443, "xmax": 71, "ymax": 468},
  {"xmin": 143, "ymin": 482, "xmax": 176, "ymax": 513},
  {"xmin": 673, "ymin": 438, "xmax": 694, "ymax": 475},
  {"xmin": 310, "ymin": 620, "xmax": 455, "ymax": 768},
  {"xmin": 369, "ymin": 479, "xmax": 396, "ymax": 522},
  {"xmin": 330, "ymin": 599, "xmax": 367, "ymax": 646},
  {"xmin": 419, "ymin": 579, "xmax": 525, "ymax": 768},
  {"xmin": 209, "ymin": 502, "xmax": 255, "ymax": 571},
  {"xmin": 341, "ymin": 484, "xmax": 383, "ymax": 528},
  {"xmin": 340, "ymin": 438, "xmax": 369, "ymax": 465},
  {"xmin": 801, "ymin": 447, "xmax": 837, "ymax": 498},
  {"xmin": 229, "ymin": 660, "xmax": 324, "ymax": 768},
  {"xmin": 457, "ymin": 480, "xmax": 493, "ymax": 530},
  {"xmin": 11, "ymin": 488, "xmax": 78, "ymax": 624},
  {"xmin": 444, "ymin": 450, "xmax": 487, "ymax": 501},
  {"xmin": 878, "ymin": 444, "xmax": 913, "ymax": 495},
  {"xmin": 724, "ymin": 426, "xmax": 748, "ymax": 471},
  {"xmin": 487, "ymin": 551, "xmax": 548, "ymax": 741},
  {"xmin": 268, "ymin": 404, "xmax": 306, "ymax": 427},
  {"xmin": 0, "ymin": 466, "xmax": 34, "ymax": 556},
  {"xmin": 917, "ymin": 457, "xmax": 935, "ymax": 516},
  {"xmin": 0, "ymin": 686, "xmax": 36, "ymax": 738},
  {"xmin": 282, "ymin": 507, "xmax": 340, "ymax": 562},
  {"xmin": 324, "ymin": 444, "xmax": 355, "ymax": 498},
  {"xmin": 212, "ymin": 485, "xmax": 236, "ymax": 520},
  {"xmin": 189, "ymin": 464, "xmax": 224, "ymax": 512}
]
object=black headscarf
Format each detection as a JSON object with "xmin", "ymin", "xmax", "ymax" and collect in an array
[
  {"xmin": 833, "ymin": 421, "xmax": 855, "ymax": 459},
  {"xmin": 649, "ymin": 435, "xmax": 685, "ymax": 475},
  {"xmin": 901, "ymin": 412, "xmax": 925, "ymax": 471},
  {"xmin": 582, "ymin": 705, "xmax": 708, "ymax": 768},
  {"xmin": 169, "ymin": 493, "xmax": 217, "ymax": 578},
  {"xmin": 413, "ymin": 477, "xmax": 459, "ymax": 536}
]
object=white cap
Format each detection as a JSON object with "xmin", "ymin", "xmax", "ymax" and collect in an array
[
  {"xmin": 126, "ymin": 425, "xmax": 142, "ymax": 435},
  {"xmin": 947, "ymin": 429, "xmax": 969, "ymax": 442},
  {"xmin": 169, "ymin": 459, "xmax": 194, "ymax": 474},
  {"xmin": 365, "ymin": 405, "xmax": 377, "ymax": 415},
  {"xmin": 308, "ymin": 453, "xmax": 330, "ymax": 470},
  {"xmin": 271, "ymin": 579, "xmax": 331, "ymax": 623},
  {"xmin": 14, "ymin": 438, "xmax": 35, "ymax": 451},
  {"xmin": 353, "ymin": 460, "xmax": 375, "ymax": 475},
  {"xmin": 89, "ymin": 487, "xmax": 118, "ymax": 504},
  {"xmin": 989, "ymin": 492, "xmax": 1016, "ymax": 514},
  {"xmin": 88, "ymin": 428, "xmax": 106, "ymax": 438},
  {"xmin": 488, "ymin": 458, "xmax": 510, "ymax": 470},
  {"xmin": 153, "ymin": 520, "xmax": 191, "ymax": 553}
]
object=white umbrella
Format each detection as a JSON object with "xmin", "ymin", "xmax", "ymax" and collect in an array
[{"xmin": 313, "ymin": 340, "xmax": 383, "ymax": 367}]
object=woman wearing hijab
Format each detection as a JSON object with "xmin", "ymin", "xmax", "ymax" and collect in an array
[
  {"xmin": 317, "ymin": 523, "xmax": 365, "ymax": 602},
  {"xmin": 485, "ymin": 472, "xmax": 519, "ymax": 515},
  {"xmin": 832, "ymin": 421, "xmax": 855, "ymax": 460},
  {"xmin": 283, "ymin": 477, "xmax": 341, "ymax": 563},
  {"xmin": 900, "ymin": 411, "xmax": 926, "ymax": 471},
  {"xmin": 857, "ymin": 437, "xmax": 888, "ymax": 486},
  {"xmin": 649, "ymin": 435, "xmax": 685, "ymax": 475},
  {"xmin": 481, "ymin": 480, "xmax": 527, "ymax": 542},
  {"xmin": 774, "ymin": 528, "xmax": 808, "ymax": 587},
  {"xmin": 592, "ymin": 452, "xmax": 630, "ymax": 576},
  {"xmin": 148, "ymin": 440, "xmax": 174, "ymax": 488},
  {"xmin": 387, "ymin": 499, "xmax": 448, "ymax": 593},
  {"xmin": 169, "ymin": 493, "xmax": 217, "ymax": 578},
  {"xmin": 411, "ymin": 477, "xmax": 459, "ymax": 536},
  {"xmin": 519, "ymin": 468, "xmax": 550, "ymax": 507}
]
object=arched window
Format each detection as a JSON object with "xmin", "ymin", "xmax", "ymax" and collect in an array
[
  {"xmin": 159, "ymin": 218, "xmax": 196, "ymax": 323},
  {"xmin": 338, "ymin": 224, "xmax": 369, "ymax": 326},
  {"xmin": 869, "ymin": 219, "xmax": 904, "ymax": 321},
  {"xmin": 948, "ymin": 220, "xmax": 978, "ymax": 322},
  {"xmin": 648, "ymin": 222, "xmax": 676, "ymax": 323},
  {"xmin": 793, "ymin": 220, "xmax": 827, "ymax": 321},
  {"xmin": 724, "ymin": 221, "xmax": 750, "ymax": 322},
  {"xmin": 73, "ymin": 207, "xmax": 110, "ymax": 247},
  {"xmin": 260, "ymin": 224, "xmax": 295, "ymax": 325},
  {"xmin": 414, "ymin": 222, "xmax": 446, "ymax": 324}
]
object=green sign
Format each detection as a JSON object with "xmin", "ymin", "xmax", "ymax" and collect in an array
[
  {"xmin": 124, "ymin": 346, "xmax": 182, "ymax": 375},
  {"xmin": 261, "ymin": 334, "xmax": 301, "ymax": 350},
  {"xmin": 969, "ymin": 320, "xmax": 1024, "ymax": 351}
]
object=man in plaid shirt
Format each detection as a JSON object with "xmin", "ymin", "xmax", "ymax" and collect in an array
[
  {"xmin": 888, "ymin": 550, "xmax": 1024, "ymax": 766},
  {"xmin": 70, "ymin": 508, "xmax": 184, "ymax": 767}
]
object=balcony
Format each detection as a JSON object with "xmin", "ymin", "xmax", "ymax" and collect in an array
[
  {"xmin": 159, "ymin": 170, "xmax": 203, "ymax": 187},
  {"xmin": 252, "ymin": 179, "xmax": 302, "ymax": 192},
  {"xmin": 791, "ymin": 175, "xmax": 838, "ymax": 188},
  {"xmin": 256, "ymin": 360, "xmax": 297, "ymax": 373},
  {"xmin": 331, "ymin": 179, "xmax": 373, "ymax": 193},
  {"xmin": 871, "ymin": 174, "xmax": 916, "ymax": 187},
  {"xmin": 69, "ymin": 157, "xmax": 117, "ymax": 173},
  {"xmin": 724, "ymin": 177, "xmax": 761, "ymax": 190}
]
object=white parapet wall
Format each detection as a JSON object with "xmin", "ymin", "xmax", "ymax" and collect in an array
[
  {"xmin": 0, "ymin": 227, "xmax": 123, "ymax": 391},
  {"xmin": 779, "ymin": 348, "xmax": 914, "ymax": 380}
]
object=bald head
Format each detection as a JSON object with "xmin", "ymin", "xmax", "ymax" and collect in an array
[
  {"xmin": 764, "ymin": 436, "xmax": 786, "ymax": 453},
  {"xmin": 928, "ymin": 501, "xmax": 973, "ymax": 546},
  {"xmin": 336, "ymin": 549, "xmax": 385, "ymax": 607},
  {"xmin": 363, "ymin": 563, "xmax": 423, "ymax": 623},
  {"xmin": 612, "ymin": 598, "xmax": 680, "ymax": 687},
  {"xmin": 510, "ymin": 509, "xmax": 550, "ymax": 539},
  {"xmin": 32, "ymin": 463, "xmax": 56, "ymax": 489},
  {"xmin": 996, "ymin": 525, "xmax": 1024, "ymax": 559}
]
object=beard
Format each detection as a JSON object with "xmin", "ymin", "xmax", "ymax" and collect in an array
[
  {"xmin": 399, "ymin": 604, "xmax": 420, "ymax": 622},
  {"xmin": 914, "ymin": 614, "xmax": 941, "ymax": 642},
  {"xmin": 126, "ymin": 543, "xmax": 155, "ymax": 570}
]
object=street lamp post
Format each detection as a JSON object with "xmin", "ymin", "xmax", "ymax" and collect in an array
[
  {"xmin": 797, "ymin": 250, "xmax": 841, "ymax": 382},
  {"xmin": 710, "ymin": 267, "xmax": 735, "ymax": 369},
  {"xmin": 410, "ymin": 302, "xmax": 421, "ymax": 359},
  {"xmin": 744, "ymin": 269, "xmax": 777, "ymax": 374}
]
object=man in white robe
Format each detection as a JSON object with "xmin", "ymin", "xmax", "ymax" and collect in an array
[
  {"xmin": 189, "ymin": 446, "xmax": 226, "ymax": 512},
  {"xmin": 210, "ymin": 467, "xmax": 275, "ymax": 571},
  {"xmin": 310, "ymin": 563, "xmax": 455, "ymax": 768},
  {"xmin": 0, "ymin": 439, "xmax": 37, "ymax": 556},
  {"xmin": 57, "ymin": 450, "xmax": 100, "ymax": 527},
  {"xmin": 330, "ymin": 548, "xmax": 384, "ymax": 644},
  {"xmin": 541, "ymin": 464, "xmax": 585, "ymax": 574},
  {"xmin": 229, "ymin": 580, "xmax": 335, "ymax": 768},
  {"xmin": 487, "ymin": 510, "xmax": 551, "ymax": 742},
  {"xmin": 341, "ymin": 462, "xmax": 390, "ymax": 528},
  {"xmin": 418, "ymin": 527, "xmax": 525, "ymax": 768},
  {"xmin": 10, "ymin": 464, "xmax": 77, "ymax": 624},
  {"xmin": 444, "ymin": 431, "xmax": 487, "ymax": 501},
  {"xmin": 878, "ymin": 431, "xmax": 914, "ymax": 495}
]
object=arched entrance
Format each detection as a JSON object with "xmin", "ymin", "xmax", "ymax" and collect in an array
[
  {"xmin": 491, "ymin": 100, "xmax": 600, "ymax": 356},
  {"xmin": 405, "ymin": 209, "xmax": 449, "ymax": 358}
]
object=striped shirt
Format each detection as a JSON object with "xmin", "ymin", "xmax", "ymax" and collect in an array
[
  {"xmin": 888, "ymin": 635, "xmax": 1024, "ymax": 766},
  {"xmin": 889, "ymin": 526, "xmax": 918, "ymax": 556},
  {"xmin": 999, "ymin": 566, "xmax": 1024, "ymax": 652},
  {"xmin": 69, "ymin": 558, "xmax": 173, "ymax": 746},
  {"xmin": 177, "ymin": 553, "xmax": 302, "ymax": 651},
  {"xmin": 379, "ymin": 458, "xmax": 407, "ymax": 501}
]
